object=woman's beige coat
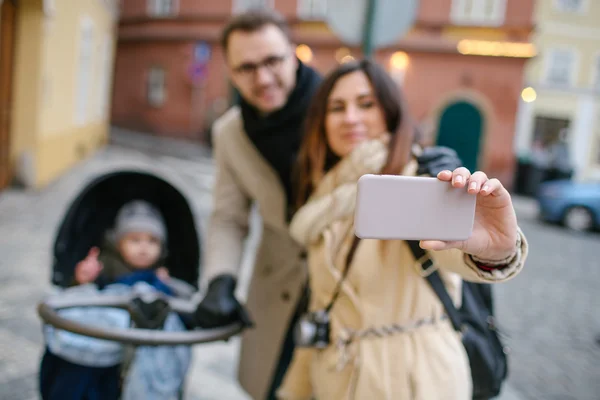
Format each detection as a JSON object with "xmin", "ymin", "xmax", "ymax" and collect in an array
[
  {"xmin": 276, "ymin": 138, "xmax": 529, "ymax": 400},
  {"xmin": 204, "ymin": 107, "xmax": 308, "ymax": 400}
]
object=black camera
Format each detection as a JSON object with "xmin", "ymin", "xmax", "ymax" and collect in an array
[{"xmin": 293, "ymin": 309, "xmax": 330, "ymax": 349}]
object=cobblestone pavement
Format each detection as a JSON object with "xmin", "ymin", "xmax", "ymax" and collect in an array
[{"xmin": 0, "ymin": 135, "xmax": 598, "ymax": 399}]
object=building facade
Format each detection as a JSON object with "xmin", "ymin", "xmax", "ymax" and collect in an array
[
  {"xmin": 112, "ymin": 0, "xmax": 535, "ymax": 188},
  {"xmin": 514, "ymin": 0, "xmax": 600, "ymax": 183},
  {"xmin": 0, "ymin": 0, "xmax": 118, "ymax": 191}
]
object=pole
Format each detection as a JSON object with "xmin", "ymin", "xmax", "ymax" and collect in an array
[{"xmin": 362, "ymin": 0, "xmax": 377, "ymax": 58}]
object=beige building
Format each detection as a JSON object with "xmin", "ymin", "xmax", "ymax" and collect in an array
[
  {"xmin": 515, "ymin": 0, "xmax": 600, "ymax": 181},
  {"xmin": 0, "ymin": 0, "xmax": 118, "ymax": 191}
]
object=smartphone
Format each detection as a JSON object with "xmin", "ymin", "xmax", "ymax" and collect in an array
[{"xmin": 354, "ymin": 174, "xmax": 476, "ymax": 241}]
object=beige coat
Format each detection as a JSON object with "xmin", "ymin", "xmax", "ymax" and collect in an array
[
  {"xmin": 204, "ymin": 107, "xmax": 308, "ymax": 400},
  {"xmin": 277, "ymin": 137, "xmax": 529, "ymax": 400}
]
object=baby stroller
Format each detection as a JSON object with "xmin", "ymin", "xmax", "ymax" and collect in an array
[{"xmin": 37, "ymin": 170, "xmax": 244, "ymax": 399}]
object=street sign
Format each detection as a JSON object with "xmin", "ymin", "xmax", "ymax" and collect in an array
[
  {"xmin": 326, "ymin": 0, "xmax": 420, "ymax": 49},
  {"xmin": 194, "ymin": 41, "xmax": 211, "ymax": 63},
  {"xmin": 189, "ymin": 63, "xmax": 208, "ymax": 84}
]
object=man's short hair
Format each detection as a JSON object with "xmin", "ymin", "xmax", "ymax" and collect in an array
[{"xmin": 220, "ymin": 9, "xmax": 292, "ymax": 53}]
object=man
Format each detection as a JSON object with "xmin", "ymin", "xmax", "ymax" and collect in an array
[{"xmin": 192, "ymin": 9, "xmax": 462, "ymax": 400}]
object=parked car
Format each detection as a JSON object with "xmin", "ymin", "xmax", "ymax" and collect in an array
[{"xmin": 536, "ymin": 179, "xmax": 600, "ymax": 232}]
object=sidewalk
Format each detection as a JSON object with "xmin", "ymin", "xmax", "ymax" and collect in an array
[
  {"xmin": 0, "ymin": 129, "xmax": 528, "ymax": 400},
  {"xmin": 0, "ymin": 135, "xmax": 254, "ymax": 399}
]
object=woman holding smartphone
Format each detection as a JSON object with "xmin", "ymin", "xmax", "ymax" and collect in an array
[{"xmin": 276, "ymin": 59, "xmax": 528, "ymax": 400}]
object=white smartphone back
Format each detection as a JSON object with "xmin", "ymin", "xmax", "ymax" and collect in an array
[{"xmin": 354, "ymin": 174, "xmax": 476, "ymax": 241}]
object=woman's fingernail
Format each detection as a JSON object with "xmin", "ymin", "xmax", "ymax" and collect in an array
[
  {"xmin": 469, "ymin": 182, "xmax": 477, "ymax": 191},
  {"xmin": 482, "ymin": 185, "xmax": 490, "ymax": 192},
  {"xmin": 455, "ymin": 176, "xmax": 463, "ymax": 184}
]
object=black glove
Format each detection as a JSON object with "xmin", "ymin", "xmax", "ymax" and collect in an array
[
  {"xmin": 128, "ymin": 296, "xmax": 171, "ymax": 330},
  {"xmin": 416, "ymin": 146, "xmax": 463, "ymax": 177},
  {"xmin": 193, "ymin": 274, "xmax": 254, "ymax": 329}
]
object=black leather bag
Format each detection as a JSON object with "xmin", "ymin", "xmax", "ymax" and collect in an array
[{"xmin": 407, "ymin": 241, "xmax": 509, "ymax": 400}]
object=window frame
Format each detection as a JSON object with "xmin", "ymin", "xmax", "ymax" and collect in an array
[
  {"xmin": 147, "ymin": 0, "xmax": 179, "ymax": 17},
  {"xmin": 553, "ymin": 0, "xmax": 588, "ymax": 14},
  {"xmin": 147, "ymin": 66, "xmax": 167, "ymax": 108},
  {"xmin": 542, "ymin": 47, "xmax": 580, "ymax": 87},
  {"xmin": 297, "ymin": 0, "xmax": 328, "ymax": 21},
  {"xmin": 450, "ymin": 0, "xmax": 507, "ymax": 26},
  {"xmin": 74, "ymin": 16, "xmax": 95, "ymax": 126},
  {"xmin": 232, "ymin": 0, "xmax": 274, "ymax": 14}
]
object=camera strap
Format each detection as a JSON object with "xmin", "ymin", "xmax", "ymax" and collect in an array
[{"xmin": 324, "ymin": 235, "xmax": 362, "ymax": 313}]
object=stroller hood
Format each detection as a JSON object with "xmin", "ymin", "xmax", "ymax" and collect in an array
[{"xmin": 51, "ymin": 170, "xmax": 201, "ymax": 288}]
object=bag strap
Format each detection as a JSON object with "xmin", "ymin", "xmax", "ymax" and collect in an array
[
  {"xmin": 324, "ymin": 236, "xmax": 361, "ymax": 313},
  {"xmin": 405, "ymin": 240, "xmax": 463, "ymax": 332}
]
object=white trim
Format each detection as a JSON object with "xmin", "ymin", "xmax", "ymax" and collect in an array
[
  {"xmin": 542, "ymin": 47, "xmax": 580, "ymax": 87},
  {"xmin": 514, "ymin": 95, "xmax": 536, "ymax": 155},
  {"xmin": 43, "ymin": 0, "xmax": 56, "ymax": 17},
  {"xmin": 553, "ymin": 0, "xmax": 589, "ymax": 14},
  {"xmin": 96, "ymin": 33, "xmax": 114, "ymax": 121},
  {"xmin": 570, "ymin": 95, "xmax": 596, "ymax": 179},
  {"xmin": 74, "ymin": 16, "xmax": 95, "ymax": 126},
  {"xmin": 591, "ymin": 52, "xmax": 600, "ymax": 90}
]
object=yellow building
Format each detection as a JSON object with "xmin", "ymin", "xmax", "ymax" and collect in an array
[
  {"xmin": 515, "ymin": 0, "xmax": 600, "ymax": 181},
  {"xmin": 0, "ymin": 0, "xmax": 117, "ymax": 191}
]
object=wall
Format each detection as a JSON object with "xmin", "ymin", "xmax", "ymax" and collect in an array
[
  {"xmin": 9, "ymin": 0, "xmax": 116, "ymax": 188},
  {"xmin": 9, "ymin": 0, "xmax": 44, "ymax": 187},
  {"xmin": 35, "ymin": 0, "xmax": 116, "ymax": 186},
  {"xmin": 402, "ymin": 52, "xmax": 527, "ymax": 184},
  {"xmin": 112, "ymin": 41, "xmax": 229, "ymax": 139},
  {"xmin": 517, "ymin": 0, "xmax": 600, "ymax": 180}
]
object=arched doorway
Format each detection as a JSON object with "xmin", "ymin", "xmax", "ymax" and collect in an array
[
  {"xmin": 436, "ymin": 101, "xmax": 484, "ymax": 173},
  {"xmin": 0, "ymin": 0, "xmax": 17, "ymax": 190}
]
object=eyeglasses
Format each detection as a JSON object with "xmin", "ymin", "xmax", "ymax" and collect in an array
[{"xmin": 231, "ymin": 53, "xmax": 290, "ymax": 79}]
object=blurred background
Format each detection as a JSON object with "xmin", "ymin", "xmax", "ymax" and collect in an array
[{"xmin": 0, "ymin": 0, "xmax": 598, "ymax": 399}]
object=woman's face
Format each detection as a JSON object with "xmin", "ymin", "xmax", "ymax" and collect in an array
[{"xmin": 325, "ymin": 70, "xmax": 388, "ymax": 158}]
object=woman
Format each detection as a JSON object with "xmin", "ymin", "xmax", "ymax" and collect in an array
[{"xmin": 276, "ymin": 60, "xmax": 528, "ymax": 399}]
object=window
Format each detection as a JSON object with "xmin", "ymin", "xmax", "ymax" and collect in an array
[
  {"xmin": 96, "ymin": 34, "xmax": 113, "ymax": 120},
  {"xmin": 147, "ymin": 0, "xmax": 178, "ymax": 17},
  {"xmin": 451, "ymin": 0, "xmax": 506, "ymax": 26},
  {"xmin": 544, "ymin": 48, "xmax": 577, "ymax": 86},
  {"xmin": 147, "ymin": 67, "xmax": 166, "ymax": 107},
  {"xmin": 75, "ymin": 17, "xmax": 94, "ymax": 125},
  {"xmin": 233, "ymin": 0, "xmax": 273, "ymax": 13},
  {"xmin": 298, "ymin": 0, "xmax": 327, "ymax": 20},
  {"xmin": 554, "ymin": 0, "xmax": 586, "ymax": 13},
  {"xmin": 531, "ymin": 116, "xmax": 572, "ymax": 170}
]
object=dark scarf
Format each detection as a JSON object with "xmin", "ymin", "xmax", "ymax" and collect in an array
[{"xmin": 240, "ymin": 60, "xmax": 322, "ymax": 219}]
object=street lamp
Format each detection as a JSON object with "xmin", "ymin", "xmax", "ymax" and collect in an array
[{"xmin": 521, "ymin": 87, "xmax": 537, "ymax": 103}]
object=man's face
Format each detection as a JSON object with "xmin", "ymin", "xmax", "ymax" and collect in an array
[{"xmin": 226, "ymin": 24, "xmax": 298, "ymax": 114}]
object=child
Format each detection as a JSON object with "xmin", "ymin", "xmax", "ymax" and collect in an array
[
  {"xmin": 40, "ymin": 200, "xmax": 178, "ymax": 400},
  {"xmin": 74, "ymin": 199, "xmax": 172, "ymax": 296}
]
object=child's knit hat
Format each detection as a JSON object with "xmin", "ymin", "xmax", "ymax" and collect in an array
[{"xmin": 113, "ymin": 200, "xmax": 166, "ymax": 243}]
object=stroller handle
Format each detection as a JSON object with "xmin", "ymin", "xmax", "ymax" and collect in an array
[{"xmin": 37, "ymin": 293, "xmax": 245, "ymax": 346}]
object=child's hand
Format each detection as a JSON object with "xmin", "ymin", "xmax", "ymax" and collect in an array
[
  {"xmin": 75, "ymin": 247, "xmax": 103, "ymax": 284},
  {"xmin": 156, "ymin": 267, "xmax": 170, "ymax": 282}
]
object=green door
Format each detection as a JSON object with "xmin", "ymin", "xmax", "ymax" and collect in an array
[{"xmin": 436, "ymin": 101, "xmax": 483, "ymax": 173}]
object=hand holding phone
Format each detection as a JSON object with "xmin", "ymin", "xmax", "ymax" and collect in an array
[{"xmin": 355, "ymin": 168, "xmax": 520, "ymax": 263}]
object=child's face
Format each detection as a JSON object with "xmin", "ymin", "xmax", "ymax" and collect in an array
[{"xmin": 118, "ymin": 232, "xmax": 162, "ymax": 269}]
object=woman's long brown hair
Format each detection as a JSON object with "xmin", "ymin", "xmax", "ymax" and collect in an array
[{"xmin": 294, "ymin": 59, "xmax": 415, "ymax": 210}]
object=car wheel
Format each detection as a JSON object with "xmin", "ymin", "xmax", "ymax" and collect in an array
[{"xmin": 563, "ymin": 206, "xmax": 594, "ymax": 232}]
